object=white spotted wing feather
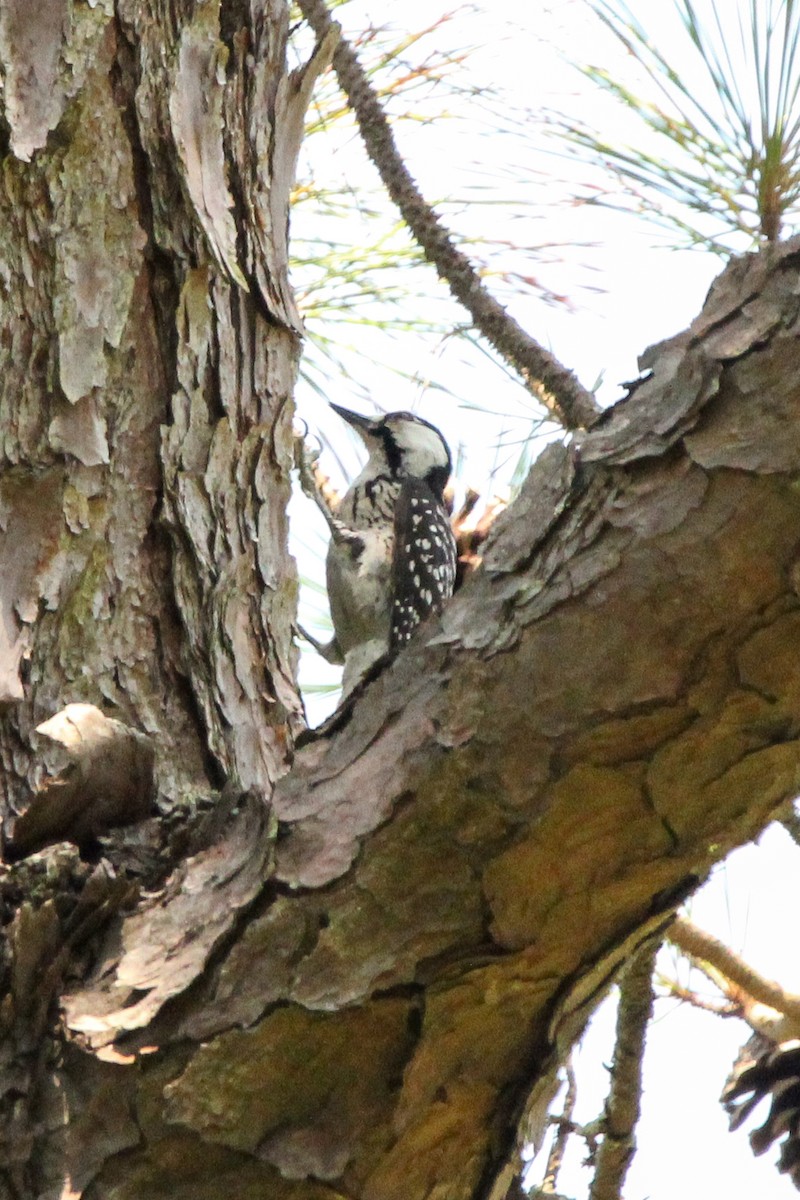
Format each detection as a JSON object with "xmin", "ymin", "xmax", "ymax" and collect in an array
[{"xmin": 391, "ymin": 480, "xmax": 457, "ymax": 648}]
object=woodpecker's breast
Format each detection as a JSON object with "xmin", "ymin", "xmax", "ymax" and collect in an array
[
  {"xmin": 342, "ymin": 474, "xmax": 400, "ymax": 527},
  {"xmin": 326, "ymin": 476, "xmax": 400, "ymax": 657}
]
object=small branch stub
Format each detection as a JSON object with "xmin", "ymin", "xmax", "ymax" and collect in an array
[{"xmin": 4, "ymin": 704, "xmax": 156, "ymax": 860}]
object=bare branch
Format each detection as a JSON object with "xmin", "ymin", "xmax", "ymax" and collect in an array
[
  {"xmin": 669, "ymin": 917, "xmax": 800, "ymax": 1035},
  {"xmin": 658, "ymin": 975, "xmax": 740, "ymax": 1017},
  {"xmin": 542, "ymin": 1056, "xmax": 578, "ymax": 1193},
  {"xmin": 296, "ymin": 0, "xmax": 600, "ymax": 431},
  {"xmin": 589, "ymin": 941, "xmax": 658, "ymax": 1200}
]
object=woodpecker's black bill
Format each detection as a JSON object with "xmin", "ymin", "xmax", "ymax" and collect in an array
[{"xmin": 329, "ymin": 403, "xmax": 375, "ymax": 434}]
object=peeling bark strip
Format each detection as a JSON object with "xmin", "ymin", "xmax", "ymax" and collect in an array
[
  {"xmin": 0, "ymin": 0, "xmax": 70, "ymax": 162},
  {"xmin": 169, "ymin": 3, "xmax": 248, "ymax": 291}
]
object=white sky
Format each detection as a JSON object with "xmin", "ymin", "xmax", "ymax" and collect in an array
[{"xmin": 289, "ymin": 3, "xmax": 800, "ymax": 1196}]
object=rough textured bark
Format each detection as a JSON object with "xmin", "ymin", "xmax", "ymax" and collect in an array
[
  {"xmin": 0, "ymin": 1, "xmax": 319, "ymax": 1194},
  {"xmin": 3, "ymin": 5, "xmax": 800, "ymax": 1200}
]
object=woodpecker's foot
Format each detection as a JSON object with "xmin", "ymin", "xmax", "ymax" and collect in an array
[
  {"xmin": 293, "ymin": 426, "xmax": 341, "ymax": 522},
  {"xmin": 328, "ymin": 519, "xmax": 364, "ymax": 557},
  {"xmin": 297, "ymin": 624, "xmax": 344, "ymax": 665},
  {"xmin": 293, "ymin": 424, "xmax": 321, "ymax": 496}
]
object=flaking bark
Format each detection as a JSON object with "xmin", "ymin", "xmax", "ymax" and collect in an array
[
  {"xmin": 21, "ymin": 235, "xmax": 800, "ymax": 1200},
  {"xmin": 3, "ymin": 5, "xmax": 800, "ymax": 1200}
]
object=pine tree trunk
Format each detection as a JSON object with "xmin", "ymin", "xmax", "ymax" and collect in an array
[
  {"xmin": 3, "ymin": 6, "xmax": 800, "ymax": 1200},
  {"xmin": 0, "ymin": 2, "xmax": 311, "ymax": 1194}
]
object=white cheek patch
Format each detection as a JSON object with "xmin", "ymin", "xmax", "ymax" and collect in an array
[{"xmin": 390, "ymin": 420, "xmax": 450, "ymax": 478}]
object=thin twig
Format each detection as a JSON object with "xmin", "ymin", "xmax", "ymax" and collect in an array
[
  {"xmin": 542, "ymin": 1056, "xmax": 577, "ymax": 1193},
  {"xmin": 296, "ymin": 0, "xmax": 601, "ymax": 431},
  {"xmin": 589, "ymin": 941, "xmax": 658, "ymax": 1200},
  {"xmin": 658, "ymin": 975, "xmax": 740, "ymax": 1017}
]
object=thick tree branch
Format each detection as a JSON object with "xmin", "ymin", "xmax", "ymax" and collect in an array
[
  {"xmin": 39, "ymin": 236, "xmax": 800, "ymax": 1200},
  {"xmin": 296, "ymin": 0, "xmax": 600, "ymax": 431}
]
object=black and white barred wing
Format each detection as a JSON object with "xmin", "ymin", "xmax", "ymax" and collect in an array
[{"xmin": 390, "ymin": 479, "xmax": 457, "ymax": 648}]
